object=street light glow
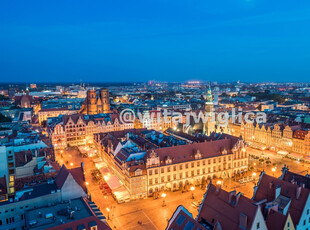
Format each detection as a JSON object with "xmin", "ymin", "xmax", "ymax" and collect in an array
[
  {"xmin": 190, "ymin": 186, "xmax": 195, "ymax": 191},
  {"xmin": 216, "ymin": 180, "xmax": 222, "ymax": 185},
  {"xmin": 161, "ymin": 193, "xmax": 166, "ymax": 198},
  {"xmin": 106, "ymin": 208, "xmax": 110, "ymax": 212}
]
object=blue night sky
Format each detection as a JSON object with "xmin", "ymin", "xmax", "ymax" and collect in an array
[{"xmin": 1, "ymin": 0, "xmax": 310, "ymax": 83}]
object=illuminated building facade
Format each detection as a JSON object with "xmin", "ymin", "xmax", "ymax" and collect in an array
[
  {"xmin": 229, "ymin": 121, "xmax": 310, "ymax": 154},
  {"xmin": 94, "ymin": 130, "xmax": 248, "ymax": 199},
  {"xmin": 48, "ymin": 113, "xmax": 134, "ymax": 149}
]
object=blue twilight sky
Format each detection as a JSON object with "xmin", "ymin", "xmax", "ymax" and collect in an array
[{"xmin": 1, "ymin": 0, "xmax": 310, "ymax": 83}]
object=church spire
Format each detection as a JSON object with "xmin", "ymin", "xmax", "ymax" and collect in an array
[
  {"xmin": 205, "ymin": 83, "xmax": 213, "ymax": 113},
  {"xmin": 206, "ymin": 83, "xmax": 213, "ymax": 104}
]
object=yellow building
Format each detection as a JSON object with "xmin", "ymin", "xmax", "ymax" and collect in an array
[{"xmin": 38, "ymin": 108, "xmax": 76, "ymax": 124}]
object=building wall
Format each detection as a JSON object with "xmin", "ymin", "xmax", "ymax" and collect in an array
[
  {"xmin": 228, "ymin": 122, "xmax": 310, "ymax": 155},
  {"xmin": 296, "ymin": 194, "xmax": 310, "ymax": 230},
  {"xmin": 50, "ymin": 117, "xmax": 134, "ymax": 148},
  {"xmin": 284, "ymin": 214, "xmax": 296, "ymax": 230},
  {"xmin": 0, "ymin": 192, "xmax": 61, "ymax": 230},
  {"xmin": 0, "ymin": 147, "xmax": 8, "ymax": 181},
  {"xmin": 249, "ymin": 207, "xmax": 267, "ymax": 230},
  {"xmin": 61, "ymin": 174, "xmax": 87, "ymax": 201},
  {"xmin": 146, "ymin": 150, "xmax": 248, "ymax": 196},
  {"xmin": 38, "ymin": 110, "xmax": 76, "ymax": 124},
  {"xmin": 15, "ymin": 158, "xmax": 38, "ymax": 179}
]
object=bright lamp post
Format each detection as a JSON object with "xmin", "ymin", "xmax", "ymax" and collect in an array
[
  {"xmin": 161, "ymin": 193, "xmax": 167, "ymax": 207},
  {"xmin": 272, "ymin": 168, "xmax": 276, "ymax": 176},
  {"xmin": 106, "ymin": 207, "xmax": 110, "ymax": 220},
  {"xmin": 190, "ymin": 186, "xmax": 195, "ymax": 199}
]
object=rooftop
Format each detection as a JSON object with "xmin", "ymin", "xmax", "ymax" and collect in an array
[{"xmin": 26, "ymin": 197, "xmax": 109, "ymax": 230}]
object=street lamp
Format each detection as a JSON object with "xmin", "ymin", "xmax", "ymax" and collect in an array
[
  {"xmin": 252, "ymin": 172, "xmax": 256, "ymax": 180},
  {"xmin": 70, "ymin": 162, "xmax": 74, "ymax": 167},
  {"xmin": 272, "ymin": 168, "xmax": 276, "ymax": 176},
  {"xmin": 190, "ymin": 186, "xmax": 195, "ymax": 199},
  {"xmin": 161, "ymin": 193, "xmax": 167, "ymax": 207},
  {"xmin": 216, "ymin": 180, "xmax": 222, "ymax": 185},
  {"xmin": 106, "ymin": 207, "xmax": 110, "ymax": 220}
]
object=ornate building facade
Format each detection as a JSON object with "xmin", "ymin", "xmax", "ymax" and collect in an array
[
  {"xmin": 48, "ymin": 113, "xmax": 134, "ymax": 149},
  {"xmin": 228, "ymin": 121, "xmax": 310, "ymax": 155}
]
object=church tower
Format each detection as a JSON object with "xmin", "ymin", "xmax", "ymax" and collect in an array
[
  {"xmin": 87, "ymin": 89, "xmax": 97, "ymax": 115},
  {"xmin": 100, "ymin": 88, "xmax": 110, "ymax": 113},
  {"xmin": 205, "ymin": 84, "xmax": 213, "ymax": 114},
  {"xmin": 203, "ymin": 84, "xmax": 216, "ymax": 135},
  {"xmin": 79, "ymin": 88, "xmax": 111, "ymax": 115}
]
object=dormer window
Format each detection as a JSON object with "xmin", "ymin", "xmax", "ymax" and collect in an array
[
  {"xmin": 222, "ymin": 148, "xmax": 227, "ymax": 155},
  {"xmin": 195, "ymin": 149, "xmax": 202, "ymax": 159},
  {"xmin": 165, "ymin": 156, "xmax": 172, "ymax": 165},
  {"xmin": 135, "ymin": 169, "xmax": 142, "ymax": 176}
]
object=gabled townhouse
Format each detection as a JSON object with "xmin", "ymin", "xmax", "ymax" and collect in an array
[{"xmin": 253, "ymin": 171, "xmax": 310, "ymax": 230}]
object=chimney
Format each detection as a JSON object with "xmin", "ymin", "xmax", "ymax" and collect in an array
[
  {"xmin": 265, "ymin": 202, "xmax": 279, "ymax": 217},
  {"xmin": 239, "ymin": 213, "xmax": 247, "ymax": 229},
  {"xmin": 228, "ymin": 191, "xmax": 236, "ymax": 204},
  {"xmin": 296, "ymin": 186, "xmax": 302, "ymax": 200},
  {"xmin": 275, "ymin": 185, "xmax": 281, "ymax": 199},
  {"xmin": 235, "ymin": 192, "xmax": 242, "ymax": 206}
]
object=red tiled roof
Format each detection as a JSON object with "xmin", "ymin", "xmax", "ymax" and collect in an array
[
  {"xmin": 145, "ymin": 138, "xmax": 238, "ymax": 165},
  {"xmin": 63, "ymin": 114, "xmax": 85, "ymax": 125},
  {"xmin": 265, "ymin": 210, "xmax": 288, "ymax": 230},
  {"xmin": 282, "ymin": 170, "xmax": 310, "ymax": 189},
  {"xmin": 14, "ymin": 148, "xmax": 46, "ymax": 167},
  {"xmin": 46, "ymin": 216, "xmax": 111, "ymax": 230},
  {"xmin": 293, "ymin": 130, "xmax": 308, "ymax": 140},
  {"xmin": 253, "ymin": 173, "xmax": 310, "ymax": 225},
  {"xmin": 197, "ymin": 184, "xmax": 259, "ymax": 230},
  {"xmin": 55, "ymin": 165, "xmax": 70, "ymax": 189},
  {"xmin": 14, "ymin": 95, "xmax": 33, "ymax": 103},
  {"xmin": 14, "ymin": 172, "xmax": 58, "ymax": 191},
  {"xmin": 167, "ymin": 205, "xmax": 206, "ymax": 230}
]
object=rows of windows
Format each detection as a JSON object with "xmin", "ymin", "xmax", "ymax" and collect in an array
[{"xmin": 148, "ymin": 157, "xmax": 247, "ymax": 176}]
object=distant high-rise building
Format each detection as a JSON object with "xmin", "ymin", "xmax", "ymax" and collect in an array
[{"xmin": 79, "ymin": 88, "xmax": 110, "ymax": 115}]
